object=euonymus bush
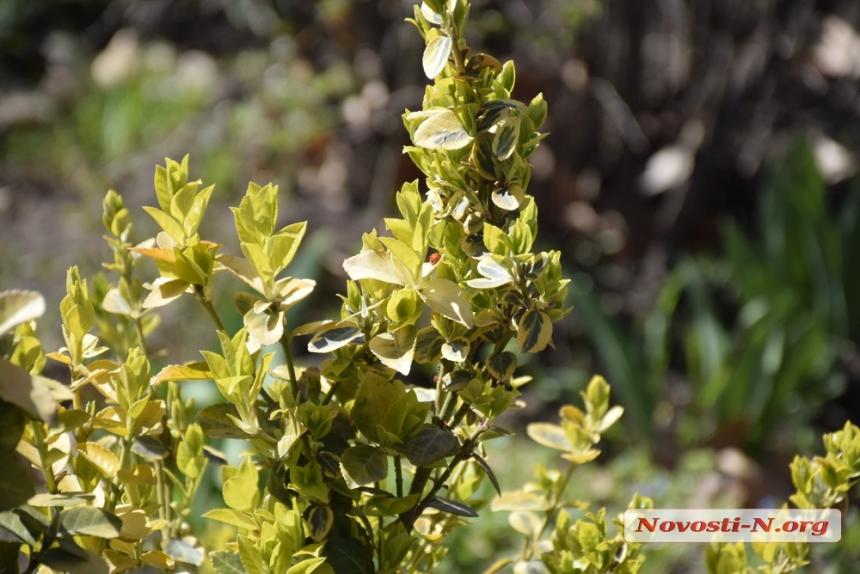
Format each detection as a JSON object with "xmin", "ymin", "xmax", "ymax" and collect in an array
[{"xmin": 0, "ymin": 1, "xmax": 858, "ymax": 573}]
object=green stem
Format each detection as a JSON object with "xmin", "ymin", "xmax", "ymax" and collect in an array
[
  {"xmin": 435, "ymin": 363, "xmax": 446, "ymax": 418},
  {"xmin": 395, "ymin": 456, "xmax": 404, "ymax": 498},
  {"xmin": 439, "ymin": 391, "xmax": 456, "ymax": 424},
  {"xmin": 526, "ymin": 461, "xmax": 578, "ymax": 560},
  {"xmin": 279, "ymin": 334, "xmax": 299, "ymax": 398},
  {"xmin": 321, "ymin": 381, "xmax": 340, "ymax": 406},
  {"xmin": 132, "ymin": 315, "xmax": 150, "ymax": 357},
  {"xmin": 107, "ymin": 434, "xmax": 133, "ymax": 511},
  {"xmin": 194, "ymin": 285, "xmax": 226, "ymax": 332},
  {"xmin": 448, "ymin": 402, "xmax": 471, "ymax": 428},
  {"xmin": 30, "ymin": 421, "xmax": 57, "ymax": 493},
  {"xmin": 400, "ymin": 429, "xmax": 484, "ymax": 531},
  {"xmin": 446, "ymin": 18, "xmax": 467, "ymax": 76},
  {"xmin": 154, "ymin": 460, "xmax": 173, "ymax": 546}
]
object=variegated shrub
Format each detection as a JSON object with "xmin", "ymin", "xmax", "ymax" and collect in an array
[{"xmin": 2, "ymin": 1, "xmax": 857, "ymax": 574}]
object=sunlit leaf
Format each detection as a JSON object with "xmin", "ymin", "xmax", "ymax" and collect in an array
[
  {"xmin": 413, "ymin": 109, "xmax": 473, "ymax": 151},
  {"xmin": 28, "ymin": 493, "xmax": 95, "ymax": 508},
  {"xmin": 0, "ymin": 290, "xmax": 45, "ymax": 336},
  {"xmin": 419, "ymin": 278, "xmax": 474, "ymax": 327},
  {"xmin": 167, "ymin": 538, "xmax": 205, "ymax": 566},
  {"xmin": 244, "ymin": 302, "xmax": 283, "ymax": 347},
  {"xmin": 210, "ymin": 550, "xmax": 245, "ymax": 574},
  {"xmin": 423, "ymin": 34, "xmax": 452, "ymax": 79},
  {"xmin": 142, "ymin": 278, "xmax": 189, "ymax": 309},
  {"xmin": 486, "ymin": 351, "xmax": 517, "ymax": 382},
  {"xmin": 153, "ymin": 361, "xmax": 212, "ymax": 385},
  {"xmin": 441, "ymin": 336, "xmax": 470, "ymax": 363},
  {"xmin": 308, "ymin": 322, "xmax": 363, "ymax": 353},
  {"xmin": 202, "ymin": 509, "xmax": 257, "ymax": 531},
  {"xmin": 141, "ymin": 551, "xmax": 175, "ymax": 570},
  {"xmin": 61, "ymin": 506, "xmax": 122, "ymax": 538},
  {"xmin": 526, "ymin": 422, "xmax": 571, "ymax": 451},
  {"xmin": 490, "ymin": 491, "xmax": 552, "ymax": 512},
  {"xmin": 343, "ymin": 249, "xmax": 407, "ymax": 285},
  {"xmin": 517, "ymin": 310, "xmax": 552, "ymax": 353},
  {"xmin": 508, "ymin": 511, "xmax": 541, "ymax": 536},
  {"xmin": 369, "ymin": 325, "xmax": 417, "ymax": 375},
  {"xmin": 79, "ymin": 442, "xmax": 119, "ymax": 478},
  {"xmin": 490, "ymin": 188, "xmax": 522, "ymax": 211},
  {"xmin": 492, "ymin": 117, "xmax": 520, "ymax": 160},
  {"xmin": 223, "ymin": 458, "xmax": 259, "ymax": 512}
]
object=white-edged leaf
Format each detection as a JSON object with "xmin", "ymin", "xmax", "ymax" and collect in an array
[
  {"xmin": 597, "ymin": 405, "xmax": 624, "ymax": 432},
  {"xmin": 0, "ymin": 290, "xmax": 45, "ymax": 336},
  {"xmin": 369, "ymin": 325, "xmax": 417, "ymax": 375},
  {"xmin": 420, "ymin": 2, "xmax": 444, "ymax": 24},
  {"xmin": 423, "ymin": 34, "xmax": 452, "ymax": 79},
  {"xmin": 343, "ymin": 250, "xmax": 407, "ymax": 285},
  {"xmin": 440, "ymin": 336, "xmax": 470, "ymax": 363},
  {"xmin": 466, "ymin": 256, "xmax": 513, "ymax": 289},
  {"xmin": 413, "ymin": 109, "xmax": 473, "ymax": 151},
  {"xmin": 275, "ymin": 277, "xmax": 316, "ymax": 308},
  {"xmin": 419, "ymin": 278, "xmax": 474, "ymax": 328},
  {"xmin": 492, "ymin": 117, "xmax": 520, "ymax": 160},
  {"xmin": 244, "ymin": 302, "xmax": 283, "ymax": 347},
  {"xmin": 307, "ymin": 322, "xmax": 363, "ymax": 353},
  {"xmin": 142, "ymin": 278, "xmax": 189, "ymax": 309},
  {"xmin": 491, "ymin": 188, "xmax": 522, "ymax": 211},
  {"xmin": 101, "ymin": 288, "xmax": 132, "ymax": 315},
  {"xmin": 218, "ymin": 255, "xmax": 266, "ymax": 295}
]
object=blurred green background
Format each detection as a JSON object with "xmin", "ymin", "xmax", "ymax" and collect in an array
[{"xmin": 3, "ymin": 0, "xmax": 860, "ymax": 571}]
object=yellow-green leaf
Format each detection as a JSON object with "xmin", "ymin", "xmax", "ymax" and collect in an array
[
  {"xmin": 223, "ymin": 458, "xmax": 259, "ymax": 512},
  {"xmin": 517, "ymin": 310, "xmax": 552, "ymax": 353},
  {"xmin": 526, "ymin": 422, "xmax": 571, "ymax": 451}
]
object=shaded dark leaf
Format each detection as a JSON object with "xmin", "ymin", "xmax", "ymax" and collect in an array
[
  {"xmin": 325, "ymin": 538, "xmax": 374, "ymax": 574},
  {"xmin": 427, "ymin": 497, "xmax": 479, "ymax": 518},
  {"xmin": 131, "ymin": 436, "xmax": 169, "ymax": 461},
  {"xmin": 472, "ymin": 453, "xmax": 501, "ymax": 496},
  {"xmin": 196, "ymin": 403, "xmax": 247, "ymax": 439},
  {"xmin": 0, "ymin": 454, "xmax": 35, "ymax": 511},
  {"xmin": 404, "ymin": 425, "xmax": 459, "ymax": 466},
  {"xmin": 60, "ymin": 506, "xmax": 122, "ymax": 539}
]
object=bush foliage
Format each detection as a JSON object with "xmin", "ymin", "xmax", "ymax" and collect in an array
[{"xmin": 0, "ymin": 2, "xmax": 858, "ymax": 573}]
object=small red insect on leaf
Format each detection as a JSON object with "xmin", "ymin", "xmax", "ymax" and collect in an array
[{"xmin": 429, "ymin": 252, "xmax": 441, "ymax": 264}]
